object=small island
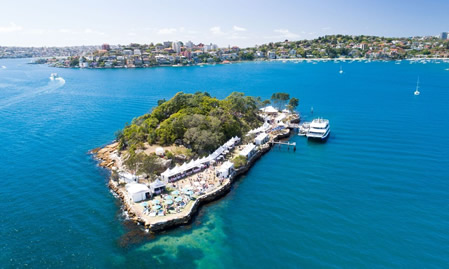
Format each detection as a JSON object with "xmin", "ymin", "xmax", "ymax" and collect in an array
[{"xmin": 93, "ymin": 91, "xmax": 300, "ymax": 232}]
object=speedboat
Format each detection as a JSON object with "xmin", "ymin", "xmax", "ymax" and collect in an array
[
  {"xmin": 50, "ymin": 73, "xmax": 59, "ymax": 80},
  {"xmin": 414, "ymin": 77, "xmax": 420, "ymax": 96},
  {"xmin": 306, "ymin": 118, "xmax": 330, "ymax": 141}
]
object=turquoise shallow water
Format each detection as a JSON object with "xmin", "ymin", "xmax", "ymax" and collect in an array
[{"xmin": 1, "ymin": 59, "xmax": 448, "ymax": 268}]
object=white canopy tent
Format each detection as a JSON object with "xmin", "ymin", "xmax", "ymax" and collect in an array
[
  {"xmin": 247, "ymin": 122, "xmax": 270, "ymax": 135},
  {"xmin": 150, "ymin": 179, "xmax": 166, "ymax": 194},
  {"xmin": 125, "ymin": 183, "xmax": 151, "ymax": 202},
  {"xmin": 160, "ymin": 136, "xmax": 241, "ymax": 182},
  {"xmin": 260, "ymin": 106, "xmax": 279, "ymax": 114}
]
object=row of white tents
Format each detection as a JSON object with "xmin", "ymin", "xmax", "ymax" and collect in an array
[
  {"xmin": 247, "ymin": 122, "xmax": 270, "ymax": 135},
  {"xmin": 160, "ymin": 136, "xmax": 241, "ymax": 183}
]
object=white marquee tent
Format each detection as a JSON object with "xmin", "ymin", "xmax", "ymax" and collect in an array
[{"xmin": 125, "ymin": 183, "xmax": 151, "ymax": 202}]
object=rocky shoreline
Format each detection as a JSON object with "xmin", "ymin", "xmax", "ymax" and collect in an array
[{"xmin": 93, "ymin": 128, "xmax": 293, "ymax": 233}]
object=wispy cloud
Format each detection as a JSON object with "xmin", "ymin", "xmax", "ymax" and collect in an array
[
  {"xmin": 55, "ymin": 28, "xmax": 105, "ymax": 36},
  {"xmin": 29, "ymin": 28, "xmax": 46, "ymax": 35},
  {"xmin": 0, "ymin": 22, "xmax": 23, "ymax": 33},
  {"xmin": 210, "ymin": 26, "xmax": 224, "ymax": 35},
  {"xmin": 157, "ymin": 28, "xmax": 177, "ymax": 34},
  {"xmin": 274, "ymin": 29, "xmax": 300, "ymax": 39},
  {"xmin": 233, "ymin": 25, "xmax": 247, "ymax": 32},
  {"xmin": 84, "ymin": 28, "xmax": 105, "ymax": 35}
]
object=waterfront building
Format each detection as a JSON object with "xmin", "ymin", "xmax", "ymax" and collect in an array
[
  {"xmin": 239, "ymin": 144, "xmax": 257, "ymax": 160},
  {"xmin": 267, "ymin": 51, "xmax": 276, "ymax": 59},
  {"xmin": 217, "ymin": 161, "xmax": 234, "ymax": 178},
  {"xmin": 289, "ymin": 49, "xmax": 297, "ymax": 57},
  {"xmin": 441, "ymin": 32, "xmax": 448, "ymax": 40},
  {"xmin": 254, "ymin": 133, "xmax": 269, "ymax": 145},
  {"xmin": 255, "ymin": 51, "xmax": 265, "ymax": 58}
]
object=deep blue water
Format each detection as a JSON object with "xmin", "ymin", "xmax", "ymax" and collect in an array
[{"xmin": 1, "ymin": 59, "xmax": 448, "ymax": 268}]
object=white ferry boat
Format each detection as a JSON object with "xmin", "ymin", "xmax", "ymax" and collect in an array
[{"xmin": 306, "ymin": 118, "xmax": 330, "ymax": 141}]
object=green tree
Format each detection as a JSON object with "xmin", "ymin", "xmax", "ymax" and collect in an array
[
  {"xmin": 69, "ymin": 57, "xmax": 79, "ymax": 67},
  {"xmin": 270, "ymin": 92, "xmax": 290, "ymax": 110},
  {"xmin": 232, "ymin": 155, "xmax": 247, "ymax": 168},
  {"xmin": 287, "ymin": 97, "xmax": 299, "ymax": 111}
]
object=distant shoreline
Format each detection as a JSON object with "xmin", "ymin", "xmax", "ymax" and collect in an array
[{"xmin": 43, "ymin": 57, "xmax": 449, "ymax": 70}]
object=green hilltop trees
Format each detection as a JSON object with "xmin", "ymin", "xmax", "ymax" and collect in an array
[{"xmin": 116, "ymin": 91, "xmax": 264, "ymax": 156}]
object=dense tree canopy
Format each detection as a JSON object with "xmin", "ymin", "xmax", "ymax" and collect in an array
[{"xmin": 116, "ymin": 92, "xmax": 264, "ymax": 155}]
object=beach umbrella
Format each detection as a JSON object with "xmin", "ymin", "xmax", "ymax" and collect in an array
[
  {"xmin": 142, "ymin": 202, "xmax": 148, "ymax": 207},
  {"xmin": 164, "ymin": 195, "xmax": 173, "ymax": 200},
  {"xmin": 194, "ymin": 182, "xmax": 200, "ymax": 186},
  {"xmin": 186, "ymin": 190, "xmax": 194, "ymax": 196},
  {"xmin": 200, "ymin": 180, "xmax": 206, "ymax": 184},
  {"xmin": 152, "ymin": 199, "xmax": 160, "ymax": 205},
  {"xmin": 175, "ymin": 197, "xmax": 183, "ymax": 202},
  {"xmin": 154, "ymin": 204, "xmax": 161, "ymax": 210},
  {"xmin": 172, "ymin": 190, "xmax": 179, "ymax": 196},
  {"xmin": 165, "ymin": 199, "xmax": 174, "ymax": 205}
]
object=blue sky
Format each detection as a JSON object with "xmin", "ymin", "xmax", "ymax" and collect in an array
[{"xmin": 0, "ymin": 0, "xmax": 448, "ymax": 47}]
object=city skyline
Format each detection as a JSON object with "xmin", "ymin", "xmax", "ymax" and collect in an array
[{"xmin": 1, "ymin": 0, "xmax": 448, "ymax": 47}]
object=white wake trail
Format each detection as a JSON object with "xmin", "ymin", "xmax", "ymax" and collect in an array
[{"xmin": 0, "ymin": 77, "xmax": 66, "ymax": 110}]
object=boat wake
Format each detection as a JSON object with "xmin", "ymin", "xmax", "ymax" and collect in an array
[
  {"xmin": 0, "ymin": 79, "xmax": 65, "ymax": 110},
  {"xmin": 50, "ymin": 77, "xmax": 66, "ymax": 84}
]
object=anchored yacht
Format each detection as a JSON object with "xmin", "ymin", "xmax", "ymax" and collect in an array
[{"xmin": 306, "ymin": 118, "xmax": 330, "ymax": 141}]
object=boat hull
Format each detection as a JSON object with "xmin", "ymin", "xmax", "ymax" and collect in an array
[{"xmin": 307, "ymin": 130, "xmax": 330, "ymax": 141}]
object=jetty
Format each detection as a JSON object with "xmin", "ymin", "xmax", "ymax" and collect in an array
[{"xmin": 271, "ymin": 141, "xmax": 297, "ymax": 151}]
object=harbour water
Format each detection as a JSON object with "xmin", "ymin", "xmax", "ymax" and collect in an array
[{"xmin": 1, "ymin": 59, "xmax": 449, "ymax": 268}]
